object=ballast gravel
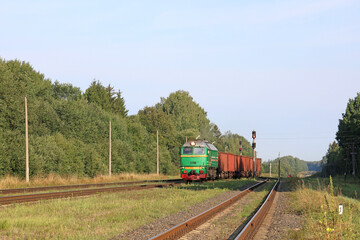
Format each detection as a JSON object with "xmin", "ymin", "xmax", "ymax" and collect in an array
[{"xmin": 112, "ymin": 182, "xmax": 256, "ymax": 240}]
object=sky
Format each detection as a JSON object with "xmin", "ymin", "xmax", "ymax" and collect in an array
[{"xmin": 1, "ymin": 0, "xmax": 360, "ymax": 162}]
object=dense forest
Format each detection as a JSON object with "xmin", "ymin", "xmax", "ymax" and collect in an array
[
  {"xmin": 261, "ymin": 155, "xmax": 310, "ymax": 176},
  {"xmin": 0, "ymin": 59, "xmax": 253, "ymax": 178},
  {"xmin": 321, "ymin": 92, "xmax": 360, "ymax": 177}
]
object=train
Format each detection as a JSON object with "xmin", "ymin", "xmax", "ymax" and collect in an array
[{"xmin": 180, "ymin": 140, "xmax": 261, "ymax": 181}]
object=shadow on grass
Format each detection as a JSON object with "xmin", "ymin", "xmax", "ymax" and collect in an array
[
  {"xmin": 176, "ymin": 178, "xmax": 269, "ymax": 192},
  {"xmin": 289, "ymin": 176, "xmax": 360, "ymax": 201}
]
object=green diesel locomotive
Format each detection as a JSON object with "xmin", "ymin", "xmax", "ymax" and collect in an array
[{"xmin": 180, "ymin": 140, "xmax": 218, "ymax": 181}]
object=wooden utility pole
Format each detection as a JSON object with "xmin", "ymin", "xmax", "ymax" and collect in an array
[
  {"xmin": 252, "ymin": 130, "xmax": 256, "ymax": 178},
  {"xmin": 270, "ymin": 162, "xmax": 272, "ymax": 178},
  {"xmin": 109, "ymin": 120, "xmax": 112, "ymax": 176},
  {"xmin": 157, "ymin": 129, "xmax": 159, "ymax": 175},
  {"xmin": 278, "ymin": 152, "xmax": 281, "ymax": 178},
  {"xmin": 25, "ymin": 96, "xmax": 29, "ymax": 182}
]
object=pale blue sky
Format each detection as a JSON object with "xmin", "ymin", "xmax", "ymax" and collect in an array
[{"xmin": 1, "ymin": 0, "xmax": 360, "ymax": 162}]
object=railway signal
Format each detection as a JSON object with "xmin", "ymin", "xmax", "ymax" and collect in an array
[{"xmin": 252, "ymin": 130, "xmax": 256, "ymax": 178}]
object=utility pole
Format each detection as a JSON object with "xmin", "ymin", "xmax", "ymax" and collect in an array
[
  {"xmin": 252, "ymin": 130, "xmax": 256, "ymax": 178},
  {"xmin": 25, "ymin": 96, "xmax": 29, "ymax": 182},
  {"xmin": 270, "ymin": 162, "xmax": 272, "ymax": 178},
  {"xmin": 109, "ymin": 120, "xmax": 112, "ymax": 176},
  {"xmin": 157, "ymin": 129, "xmax": 159, "ymax": 175},
  {"xmin": 186, "ymin": 136, "xmax": 187, "ymax": 143},
  {"xmin": 278, "ymin": 152, "xmax": 281, "ymax": 179}
]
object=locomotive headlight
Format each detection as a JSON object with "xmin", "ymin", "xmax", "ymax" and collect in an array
[{"xmin": 190, "ymin": 141, "xmax": 196, "ymax": 146}]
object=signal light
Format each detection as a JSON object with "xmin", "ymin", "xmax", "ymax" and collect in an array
[
  {"xmin": 200, "ymin": 170, "xmax": 204, "ymax": 174},
  {"xmin": 190, "ymin": 141, "xmax": 196, "ymax": 146},
  {"xmin": 183, "ymin": 170, "xmax": 187, "ymax": 174},
  {"xmin": 252, "ymin": 142, "xmax": 256, "ymax": 149},
  {"xmin": 252, "ymin": 130, "xmax": 256, "ymax": 139}
]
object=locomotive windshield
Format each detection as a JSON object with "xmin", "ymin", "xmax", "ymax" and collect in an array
[
  {"xmin": 194, "ymin": 147, "xmax": 205, "ymax": 154},
  {"xmin": 182, "ymin": 147, "xmax": 193, "ymax": 154}
]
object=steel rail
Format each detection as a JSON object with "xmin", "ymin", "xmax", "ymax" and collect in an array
[
  {"xmin": 0, "ymin": 182, "xmax": 182, "ymax": 206},
  {"xmin": 0, "ymin": 179, "xmax": 183, "ymax": 195},
  {"xmin": 149, "ymin": 179, "xmax": 269, "ymax": 240},
  {"xmin": 231, "ymin": 178, "xmax": 280, "ymax": 240}
]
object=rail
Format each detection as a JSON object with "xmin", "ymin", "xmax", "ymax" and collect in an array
[
  {"xmin": 149, "ymin": 179, "xmax": 269, "ymax": 240},
  {"xmin": 0, "ymin": 182, "xmax": 182, "ymax": 205},
  {"xmin": 0, "ymin": 179, "xmax": 183, "ymax": 195},
  {"xmin": 230, "ymin": 178, "xmax": 280, "ymax": 240}
]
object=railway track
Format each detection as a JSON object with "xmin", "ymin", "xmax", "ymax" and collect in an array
[
  {"xmin": 149, "ymin": 178, "xmax": 279, "ymax": 240},
  {"xmin": 0, "ymin": 181, "xmax": 183, "ymax": 206},
  {"xmin": 229, "ymin": 178, "xmax": 280, "ymax": 240},
  {"xmin": 0, "ymin": 178, "xmax": 183, "ymax": 195}
]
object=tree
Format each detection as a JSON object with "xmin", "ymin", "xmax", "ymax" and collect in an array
[
  {"xmin": 336, "ymin": 92, "xmax": 360, "ymax": 176},
  {"xmin": 84, "ymin": 81, "xmax": 128, "ymax": 117},
  {"xmin": 112, "ymin": 90, "xmax": 128, "ymax": 117},
  {"xmin": 321, "ymin": 141, "xmax": 342, "ymax": 176},
  {"xmin": 157, "ymin": 90, "xmax": 210, "ymax": 132},
  {"xmin": 52, "ymin": 81, "xmax": 82, "ymax": 100},
  {"xmin": 84, "ymin": 80, "xmax": 111, "ymax": 111}
]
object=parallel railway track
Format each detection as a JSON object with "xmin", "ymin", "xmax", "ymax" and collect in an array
[
  {"xmin": 0, "ymin": 181, "xmax": 183, "ymax": 206},
  {"xmin": 230, "ymin": 178, "xmax": 280, "ymax": 240},
  {"xmin": 0, "ymin": 178, "xmax": 183, "ymax": 195},
  {"xmin": 149, "ymin": 178, "xmax": 279, "ymax": 240}
]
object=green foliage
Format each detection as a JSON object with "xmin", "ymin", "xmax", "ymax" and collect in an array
[
  {"xmin": 84, "ymin": 80, "xmax": 128, "ymax": 117},
  {"xmin": 0, "ymin": 58, "xmax": 253, "ymax": 178},
  {"xmin": 262, "ymin": 155, "xmax": 309, "ymax": 176},
  {"xmin": 217, "ymin": 131, "xmax": 252, "ymax": 156},
  {"xmin": 52, "ymin": 81, "xmax": 82, "ymax": 100},
  {"xmin": 322, "ymin": 92, "xmax": 360, "ymax": 176},
  {"xmin": 157, "ymin": 90, "xmax": 210, "ymax": 132}
]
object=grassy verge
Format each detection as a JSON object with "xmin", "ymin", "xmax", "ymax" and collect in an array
[
  {"xmin": 0, "ymin": 179, "xmax": 255, "ymax": 239},
  {"xmin": 0, "ymin": 173, "xmax": 179, "ymax": 189},
  {"xmin": 287, "ymin": 176, "xmax": 360, "ymax": 239}
]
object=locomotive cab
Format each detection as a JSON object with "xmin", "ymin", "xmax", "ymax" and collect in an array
[{"xmin": 180, "ymin": 140, "xmax": 218, "ymax": 181}]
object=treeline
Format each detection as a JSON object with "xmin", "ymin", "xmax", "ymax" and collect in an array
[
  {"xmin": 0, "ymin": 58, "xmax": 252, "ymax": 178},
  {"xmin": 261, "ymin": 155, "xmax": 309, "ymax": 176},
  {"xmin": 321, "ymin": 93, "xmax": 360, "ymax": 177}
]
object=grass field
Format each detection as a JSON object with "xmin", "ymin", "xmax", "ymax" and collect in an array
[
  {"xmin": 0, "ymin": 179, "xmax": 256, "ymax": 239},
  {"xmin": 287, "ymin": 176, "xmax": 360, "ymax": 239}
]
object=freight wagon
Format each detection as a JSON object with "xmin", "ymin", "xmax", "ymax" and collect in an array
[{"xmin": 180, "ymin": 140, "xmax": 261, "ymax": 181}]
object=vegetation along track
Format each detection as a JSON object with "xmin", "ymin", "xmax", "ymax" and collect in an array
[
  {"xmin": 0, "ymin": 181, "xmax": 183, "ymax": 205},
  {"xmin": 149, "ymin": 179, "xmax": 276, "ymax": 240}
]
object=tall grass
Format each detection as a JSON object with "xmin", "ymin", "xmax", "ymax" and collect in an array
[{"xmin": 288, "ymin": 176, "xmax": 360, "ymax": 239}]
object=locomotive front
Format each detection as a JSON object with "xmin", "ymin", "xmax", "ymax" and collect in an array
[{"xmin": 180, "ymin": 140, "xmax": 218, "ymax": 181}]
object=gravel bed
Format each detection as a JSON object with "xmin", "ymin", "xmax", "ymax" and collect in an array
[
  {"xmin": 262, "ymin": 180, "xmax": 303, "ymax": 240},
  {"xmin": 111, "ymin": 182, "xmax": 256, "ymax": 240}
]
